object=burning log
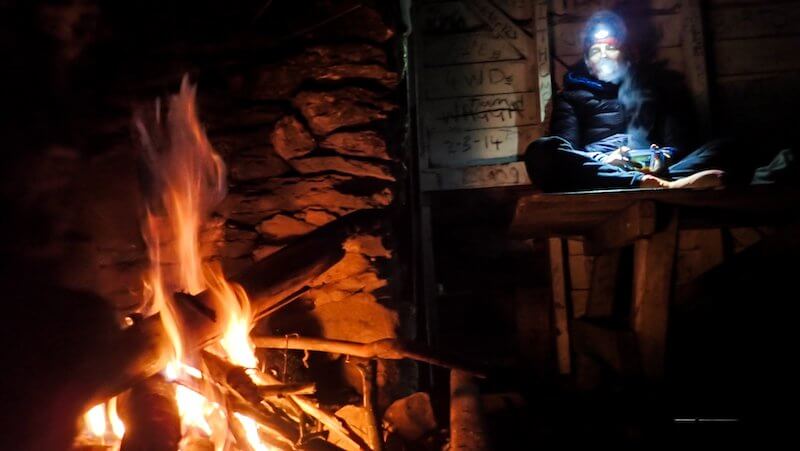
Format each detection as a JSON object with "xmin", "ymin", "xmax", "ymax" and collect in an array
[
  {"xmin": 201, "ymin": 351, "xmax": 370, "ymax": 451},
  {"xmin": 251, "ymin": 336, "xmax": 487, "ymax": 377},
  {"xmin": 82, "ymin": 209, "xmax": 386, "ymax": 411},
  {"xmin": 117, "ymin": 374, "xmax": 181, "ymax": 451}
]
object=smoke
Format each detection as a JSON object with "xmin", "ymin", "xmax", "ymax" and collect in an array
[{"xmin": 618, "ymin": 72, "xmax": 653, "ymax": 150}]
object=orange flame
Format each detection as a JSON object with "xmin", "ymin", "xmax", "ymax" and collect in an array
[
  {"xmin": 81, "ymin": 397, "xmax": 125, "ymax": 447},
  {"xmin": 136, "ymin": 76, "xmax": 272, "ymax": 450}
]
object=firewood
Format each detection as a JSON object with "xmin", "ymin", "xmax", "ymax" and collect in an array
[
  {"xmin": 354, "ymin": 360, "xmax": 382, "ymax": 451},
  {"xmin": 258, "ymin": 383, "xmax": 316, "ymax": 397},
  {"xmin": 117, "ymin": 374, "xmax": 181, "ymax": 451},
  {"xmin": 251, "ymin": 336, "xmax": 487, "ymax": 378},
  {"xmin": 175, "ymin": 368, "xmax": 300, "ymax": 449},
  {"xmin": 81, "ymin": 209, "xmax": 386, "ymax": 412},
  {"xmin": 201, "ymin": 351, "xmax": 369, "ymax": 451}
]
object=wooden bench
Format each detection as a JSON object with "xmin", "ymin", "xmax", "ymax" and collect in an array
[{"xmin": 509, "ymin": 186, "xmax": 800, "ymax": 382}]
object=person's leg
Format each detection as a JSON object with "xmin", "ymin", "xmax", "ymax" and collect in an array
[
  {"xmin": 524, "ymin": 136, "xmax": 642, "ymax": 192},
  {"xmin": 666, "ymin": 140, "xmax": 726, "ymax": 178},
  {"xmin": 666, "ymin": 139, "xmax": 752, "ymax": 185}
]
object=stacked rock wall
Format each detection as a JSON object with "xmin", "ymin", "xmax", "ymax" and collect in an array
[{"xmin": 5, "ymin": 0, "xmax": 414, "ymax": 410}]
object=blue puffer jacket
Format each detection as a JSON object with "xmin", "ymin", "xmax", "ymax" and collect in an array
[{"xmin": 550, "ymin": 61, "xmax": 698, "ymax": 162}]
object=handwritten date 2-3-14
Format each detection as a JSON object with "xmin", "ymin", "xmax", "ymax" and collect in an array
[{"xmin": 443, "ymin": 129, "xmax": 515, "ymax": 154}]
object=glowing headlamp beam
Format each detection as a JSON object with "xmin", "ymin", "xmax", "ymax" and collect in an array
[{"xmin": 594, "ymin": 28, "xmax": 610, "ymax": 40}]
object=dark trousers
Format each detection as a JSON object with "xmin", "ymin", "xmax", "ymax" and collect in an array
[{"xmin": 523, "ymin": 135, "xmax": 747, "ymax": 192}]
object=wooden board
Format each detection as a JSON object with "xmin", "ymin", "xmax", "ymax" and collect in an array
[
  {"xmin": 631, "ymin": 210, "xmax": 678, "ymax": 381},
  {"xmin": 675, "ymin": 229, "xmax": 724, "ymax": 285},
  {"xmin": 419, "ymin": 1, "xmax": 484, "ymax": 34},
  {"xmin": 493, "ymin": 0, "xmax": 534, "ymax": 20},
  {"xmin": 467, "ymin": 0, "xmax": 533, "ymax": 55},
  {"xmin": 413, "ymin": 0, "xmax": 550, "ymax": 190},
  {"xmin": 710, "ymin": 2, "xmax": 800, "ymax": 41},
  {"xmin": 427, "ymin": 124, "xmax": 544, "ymax": 167},
  {"xmin": 586, "ymin": 250, "xmax": 621, "ymax": 319},
  {"xmin": 551, "ymin": 0, "xmax": 620, "ymax": 16},
  {"xmin": 552, "ymin": 0, "xmax": 681, "ymax": 15},
  {"xmin": 422, "ymin": 32, "xmax": 523, "ymax": 66},
  {"xmin": 585, "ymin": 200, "xmax": 657, "ymax": 255},
  {"xmin": 423, "ymin": 91, "xmax": 540, "ymax": 132},
  {"xmin": 423, "ymin": 60, "xmax": 531, "ymax": 99},
  {"xmin": 716, "ymin": 72, "xmax": 800, "ymax": 109},
  {"xmin": 548, "ymin": 237, "xmax": 572, "ymax": 375},
  {"xmin": 421, "ymin": 161, "xmax": 532, "ymax": 191},
  {"xmin": 509, "ymin": 186, "xmax": 800, "ymax": 238},
  {"xmin": 713, "ymin": 36, "xmax": 800, "ymax": 76}
]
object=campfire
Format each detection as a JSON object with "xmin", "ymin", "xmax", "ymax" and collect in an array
[
  {"xmin": 68, "ymin": 78, "xmax": 477, "ymax": 451},
  {"xmin": 71, "ymin": 78, "xmax": 377, "ymax": 451}
]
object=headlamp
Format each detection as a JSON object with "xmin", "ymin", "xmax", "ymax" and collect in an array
[
  {"xmin": 582, "ymin": 11, "xmax": 627, "ymax": 54},
  {"xmin": 593, "ymin": 28, "xmax": 610, "ymax": 40}
]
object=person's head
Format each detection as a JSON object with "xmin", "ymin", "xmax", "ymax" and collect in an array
[{"xmin": 582, "ymin": 11, "xmax": 629, "ymax": 83}]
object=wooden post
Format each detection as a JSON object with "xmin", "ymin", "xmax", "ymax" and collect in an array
[
  {"xmin": 450, "ymin": 370, "xmax": 488, "ymax": 451},
  {"xmin": 548, "ymin": 237, "xmax": 571, "ymax": 375},
  {"xmin": 631, "ymin": 209, "xmax": 679, "ymax": 382},
  {"xmin": 682, "ymin": 0, "xmax": 712, "ymax": 137},
  {"xmin": 585, "ymin": 250, "xmax": 622, "ymax": 319}
]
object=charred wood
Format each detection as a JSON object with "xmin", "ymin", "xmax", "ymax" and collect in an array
[{"xmin": 118, "ymin": 374, "xmax": 181, "ymax": 451}]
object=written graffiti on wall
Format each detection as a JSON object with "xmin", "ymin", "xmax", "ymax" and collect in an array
[{"xmin": 415, "ymin": 0, "xmax": 551, "ymax": 190}]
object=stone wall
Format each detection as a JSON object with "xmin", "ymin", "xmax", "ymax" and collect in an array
[{"xmin": 3, "ymin": 0, "xmax": 414, "ymax": 413}]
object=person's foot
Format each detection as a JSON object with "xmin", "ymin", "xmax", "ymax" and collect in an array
[{"xmin": 639, "ymin": 169, "xmax": 725, "ymax": 189}]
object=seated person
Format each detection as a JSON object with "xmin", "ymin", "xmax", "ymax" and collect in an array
[{"xmin": 524, "ymin": 10, "xmax": 727, "ymax": 192}]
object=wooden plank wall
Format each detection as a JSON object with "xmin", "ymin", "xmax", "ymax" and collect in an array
[
  {"xmin": 413, "ymin": 0, "xmax": 552, "ymax": 190},
  {"xmin": 707, "ymin": 0, "xmax": 800, "ymax": 149}
]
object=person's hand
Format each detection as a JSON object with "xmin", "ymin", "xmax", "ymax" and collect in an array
[{"xmin": 602, "ymin": 146, "xmax": 630, "ymax": 167}]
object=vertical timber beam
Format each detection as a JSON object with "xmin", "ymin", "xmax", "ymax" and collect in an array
[
  {"xmin": 682, "ymin": 0, "xmax": 712, "ymax": 136},
  {"xmin": 548, "ymin": 237, "xmax": 572, "ymax": 375},
  {"xmin": 450, "ymin": 370, "xmax": 489, "ymax": 451},
  {"xmin": 631, "ymin": 209, "xmax": 679, "ymax": 382}
]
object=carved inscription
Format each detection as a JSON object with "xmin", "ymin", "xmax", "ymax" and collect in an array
[
  {"xmin": 423, "ymin": 32, "xmax": 523, "ymax": 66},
  {"xmin": 467, "ymin": 0, "xmax": 529, "ymax": 55},
  {"xmin": 428, "ymin": 125, "xmax": 543, "ymax": 167},
  {"xmin": 426, "ymin": 92, "xmax": 539, "ymax": 131},
  {"xmin": 420, "ymin": 2, "xmax": 484, "ymax": 34},
  {"xmin": 425, "ymin": 60, "xmax": 529, "ymax": 98},
  {"xmin": 421, "ymin": 161, "xmax": 531, "ymax": 191}
]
